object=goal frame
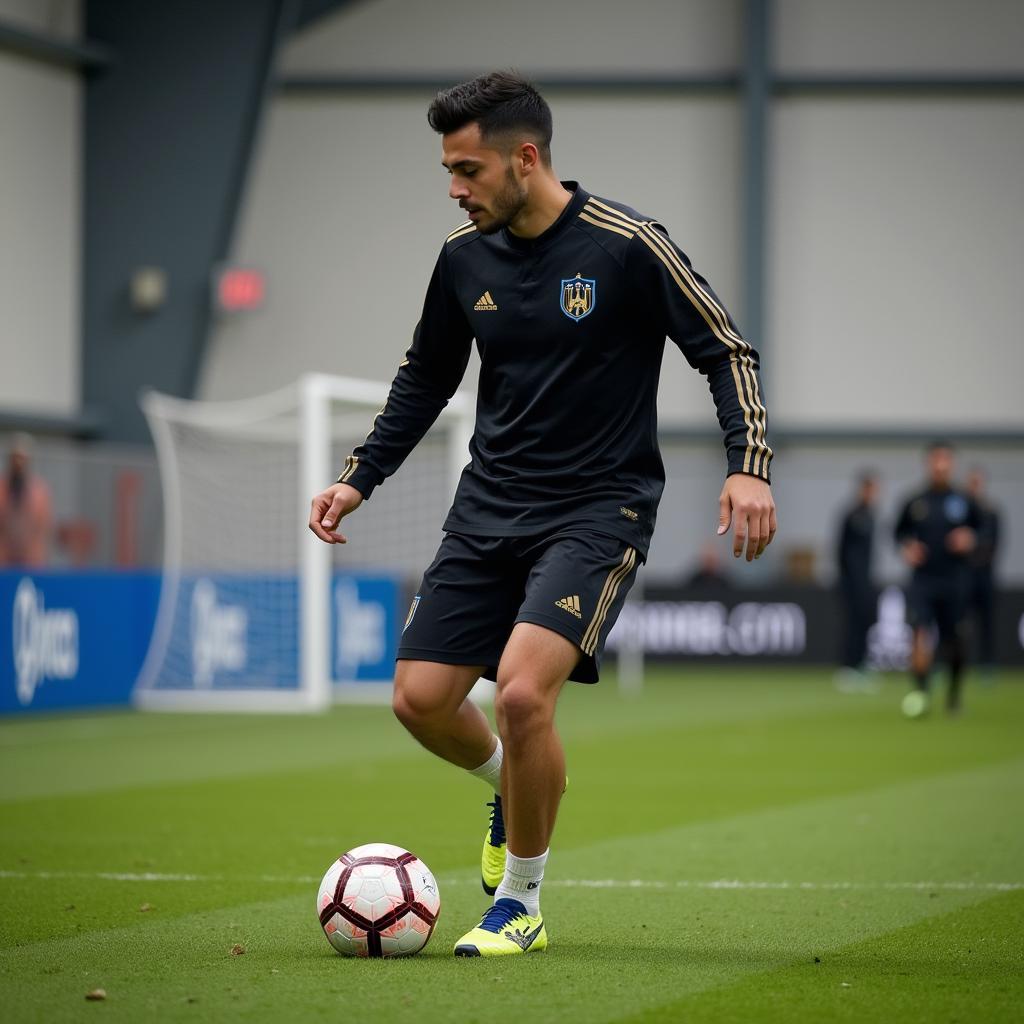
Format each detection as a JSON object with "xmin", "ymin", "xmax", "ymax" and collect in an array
[{"xmin": 134, "ymin": 373, "xmax": 475, "ymax": 712}]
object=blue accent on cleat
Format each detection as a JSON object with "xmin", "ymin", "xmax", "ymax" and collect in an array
[
  {"xmin": 477, "ymin": 898, "xmax": 528, "ymax": 933},
  {"xmin": 481, "ymin": 794, "xmax": 506, "ymax": 895},
  {"xmin": 486, "ymin": 796, "xmax": 506, "ymax": 847},
  {"xmin": 453, "ymin": 898, "xmax": 547, "ymax": 956}
]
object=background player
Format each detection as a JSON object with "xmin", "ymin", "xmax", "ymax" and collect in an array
[
  {"xmin": 965, "ymin": 465, "xmax": 1001, "ymax": 682},
  {"xmin": 308, "ymin": 71, "xmax": 775, "ymax": 956},
  {"xmin": 894, "ymin": 442, "xmax": 979, "ymax": 717},
  {"xmin": 834, "ymin": 470, "xmax": 880, "ymax": 692}
]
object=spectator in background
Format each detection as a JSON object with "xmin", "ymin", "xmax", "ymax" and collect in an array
[
  {"xmin": 894, "ymin": 442, "xmax": 978, "ymax": 718},
  {"xmin": 835, "ymin": 471, "xmax": 880, "ymax": 692},
  {"xmin": 0, "ymin": 433, "xmax": 53, "ymax": 567},
  {"xmin": 682, "ymin": 538, "xmax": 733, "ymax": 594},
  {"xmin": 965, "ymin": 466, "xmax": 1000, "ymax": 681}
]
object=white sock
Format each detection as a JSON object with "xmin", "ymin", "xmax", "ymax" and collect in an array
[
  {"xmin": 468, "ymin": 737, "xmax": 503, "ymax": 793},
  {"xmin": 494, "ymin": 848, "xmax": 548, "ymax": 916}
]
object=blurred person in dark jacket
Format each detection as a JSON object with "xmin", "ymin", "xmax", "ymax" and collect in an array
[
  {"xmin": 965, "ymin": 466, "xmax": 1000, "ymax": 681},
  {"xmin": 835, "ymin": 471, "xmax": 880, "ymax": 692},
  {"xmin": 0, "ymin": 433, "xmax": 53, "ymax": 567},
  {"xmin": 894, "ymin": 442, "xmax": 979, "ymax": 717},
  {"xmin": 682, "ymin": 539, "xmax": 733, "ymax": 595}
]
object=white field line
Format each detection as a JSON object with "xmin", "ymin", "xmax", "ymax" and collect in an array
[{"xmin": 0, "ymin": 869, "xmax": 1020, "ymax": 893}]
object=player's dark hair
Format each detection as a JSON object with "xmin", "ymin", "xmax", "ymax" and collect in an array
[
  {"xmin": 927, "ymin": 439, "xmax": 954, "ymax": 454},
  {"xmin": 427, "ymin": 71, "xmax": 553, "ymax": 163}
]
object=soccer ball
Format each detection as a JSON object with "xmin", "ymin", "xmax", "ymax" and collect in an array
[{"xmin": 317, "ymin": 842, "xmax": 441, "ymax": 958}]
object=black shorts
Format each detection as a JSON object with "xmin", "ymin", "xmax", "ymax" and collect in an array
[
  {"xmin": 398, "ymin": 528, "xmax": 641, "ymax": 684},
  {"xmin": 906, "ymin": 576, "xmax": 969, "ymax": 642}
]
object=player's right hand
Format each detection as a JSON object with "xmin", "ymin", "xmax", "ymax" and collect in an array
[
  {"xmin": 308, "ymin": 483, "xmax": 363, "ymax": 545},
  {"xmin": 901, "ymin": 539, "xmax": 927, "ymax": 568}
]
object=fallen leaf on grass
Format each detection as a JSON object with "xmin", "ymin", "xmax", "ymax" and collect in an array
[
  {"xmin": 85, "ymin": 989, "xmax": 106, "ymax": 1001},
  {"xmin": 139, "ymin": 903, "xmax": 154, "ymax": 913},
  {"xmin": 230, "ymin": 944, "xmax": 246, "ymax": 956}
]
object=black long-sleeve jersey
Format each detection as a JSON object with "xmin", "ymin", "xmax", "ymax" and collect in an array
[
  {"xmin": 339, "ymin": 183, "xmax": 772, "ymax": 557},
  {"xmin": 894, "ymin": 485, "xmax": 981, "ymax": 581},
  {"xmin": 837, "ymin": 501, "xmax": 875, "ymax": 585},
  {"xmin": 970, "ymin": 499, "xmax": 1000, "ymax": 576}
]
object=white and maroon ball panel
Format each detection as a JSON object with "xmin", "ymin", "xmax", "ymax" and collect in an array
[
  {"xmin": 345, "ymin": 841, "xmax": 409, "ymax": 860},
  {"xmin": 404, "ymin": 857, "xmax": 441, "ymax": 918},
  {"xmin": 316, "ymin": 844, "xmax": 441, "ymax": 958}
]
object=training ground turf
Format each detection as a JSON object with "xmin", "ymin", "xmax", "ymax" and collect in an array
[{"xmin": 1, "ymin": 668, "xmax": 1021, "ymax": 1023}]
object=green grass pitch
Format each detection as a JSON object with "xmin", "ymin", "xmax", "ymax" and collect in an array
[{"xmin": 1, "ymin": 668, "xmax": 1021, "ymax": 1022}]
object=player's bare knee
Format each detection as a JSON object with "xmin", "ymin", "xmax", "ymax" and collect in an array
[
  {"xmin": 494, "ymin": 676, "xmax": 551, "ymax": 737},
  {"xmin": 391, "ymin": 687, "xmax": 417, "ymax": 731},
  {"xmin": 391, "ymin": 676, "xmax": 445, "ymax": 732}
]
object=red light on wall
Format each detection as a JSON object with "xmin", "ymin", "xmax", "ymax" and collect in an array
[{"xmin": 215, "ymin": 267, "xmax": 266, "ymax": 312}]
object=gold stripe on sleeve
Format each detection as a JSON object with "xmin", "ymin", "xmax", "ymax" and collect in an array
[
  {"xmin": 587, "ymin": 197, "xmax": 642, "ymax": 226},
  {"xmin": 641, "ymin": 224, "xmax": 767, "ymax": 465},
  {"xmin": 338, "ymin": 455, "xmax": 359, "ymax": 484},
  {"xmin": 590, "ymin": 198, "xmax": 768, "ymax": 475},
  {"xmin": 586, "ymin": 196, "xmax": 771, "ymax": 478},
  {"xmin": 579, "ymin": 210, "xmax": 634, "ymax": 239},
  {"xmin": 637, "ymin": 223, "xmax": 772, "ymax": 478},
  {"xmin": 636, "ymin": 229, "xmax": 757, "ymax": 473},
  {"xmin": 638, "ymin": 224, "xmax": 772, "ymax": 477},
  {"xmin": 446, "ymin": 221, "xmax": 477, "ymax": 243},
  {"xmin": 582, "ymin": 203, "xmax": 642, "ymax": 235},
  {"xmin": 582, "ymin": 547, "xmax": 637, "ymax": 655}
]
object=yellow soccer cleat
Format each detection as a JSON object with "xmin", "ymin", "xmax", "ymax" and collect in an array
[
  {"xmin": 481, "ymin": 796, "xmax": 506, "ymax": 896},
  {"xmin": 453, "ymin": 898, "xmax": 547, "ymax": 957},
  {"xmin": 481, "ymin": 778, "xmax": 566, "ymax": 896}
]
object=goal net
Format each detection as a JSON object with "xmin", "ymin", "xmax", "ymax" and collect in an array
[{"xmin": 134, "ymin": 374, "xmax": 474, "ymax": 711}]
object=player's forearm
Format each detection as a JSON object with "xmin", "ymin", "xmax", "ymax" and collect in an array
[{"xmin": 338, "ymin": 365, "xmax": 453, "ymax": 498}]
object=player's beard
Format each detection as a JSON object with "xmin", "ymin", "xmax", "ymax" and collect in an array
[{"xmin": 475, "ymin": 166, "xmax": 527, "ymax": 235}]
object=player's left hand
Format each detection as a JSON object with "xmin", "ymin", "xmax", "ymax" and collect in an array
[{"xmin": 717, "ymin": 474, "xmax": 776, "ymax": 562}]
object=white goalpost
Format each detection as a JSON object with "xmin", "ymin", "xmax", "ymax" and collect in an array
[{"xmin": 134, "ymin": 373, "xmax": 475, "ymax": 712}]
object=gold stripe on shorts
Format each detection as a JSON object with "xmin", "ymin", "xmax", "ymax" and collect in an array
[{"xmin": 581, "ymin": 546, "xmax": 637, "ymax": 656}]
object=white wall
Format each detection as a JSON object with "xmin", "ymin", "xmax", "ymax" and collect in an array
[
  {"xmin": 769, "ymin": 96, "xmax": 1024, "ymax": 429},
  {"xmin": 0, "ymin": 0, "xmax": 78, "ymax": 38},
  {"xmin": 776, "ymin": 0, "xmax": 1024, "ymax": 73},
  {"xmin": 0, "ymin": 43, "xmax": 81, "ymax": 417},
  {"xmin": 281, "ymin": 0, "xmax": 740, "ymax": 75},
  {"xmin": 202, "ymin": 0, "xmax": 1024, "ymax": 436}
]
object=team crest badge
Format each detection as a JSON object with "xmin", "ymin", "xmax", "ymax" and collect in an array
[{"xmin": 560, "ymin": 273, "xmax": 596, "ymax": 321}]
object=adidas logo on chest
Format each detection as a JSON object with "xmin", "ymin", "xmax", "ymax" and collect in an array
[{"xmin": 474, "ymin": 291, "xmax": 498, "ymax": 312}]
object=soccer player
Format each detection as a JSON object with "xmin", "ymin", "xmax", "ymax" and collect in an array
[
  {"xmin": 309, "ymin": 72, "xmax": 775, "ymax": 956},
  {"xmin": 965, "ymin": 466, "xmax": 1000, "ymax": 681},
  {"xmin": 894, "ymin": 442, "xmax": 979, "ymax": 717},
  {"xmin": 834, "ymin": 471, "xmax": 880, "ymax": 692}
]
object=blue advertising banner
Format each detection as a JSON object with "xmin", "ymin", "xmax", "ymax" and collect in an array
[
  {"xmin": 151, "ymin": 574, "xmax": 301, "ymax": 691},
  {"xmin": 331, "ymin": 573, "xmax": 400, "ymax": 682},
  {"xmin": 0, "ymin": 571, "xmax": 160, "ymax": 715},
  {"xmin": 1, "ymin": 570, "xmax": 402, "ymax": 715}
]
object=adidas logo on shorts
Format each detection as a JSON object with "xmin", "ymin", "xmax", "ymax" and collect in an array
[{"xmin": 555, "ymin": 595, "xmax": 582, "ymax": 619}]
